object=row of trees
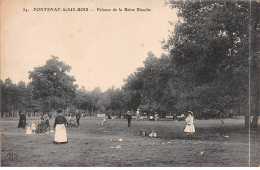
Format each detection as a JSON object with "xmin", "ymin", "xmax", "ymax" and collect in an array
[
  {"xmin": 0, "ymin": 79, "xmax": 127, "ymax": 118},
  {"xmin": 74, "ymin": 86, "xmax": 126, "ymax": 117},
  {"xmin": 1, "ymin": 79, "xmax": 36, "ymax": 117},
  {"xmin": 0, "ymin": 57, "xmax": 128, "ymax": 117}
]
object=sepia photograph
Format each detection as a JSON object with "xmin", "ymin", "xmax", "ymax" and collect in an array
[{"xmin": 0, "ymin": 0, "xmax": 259, "ymax": 167}]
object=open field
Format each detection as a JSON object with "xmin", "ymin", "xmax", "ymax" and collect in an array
[{"xmin": 1, "ymin": 117, "xmax": 259, "ymax": 167}]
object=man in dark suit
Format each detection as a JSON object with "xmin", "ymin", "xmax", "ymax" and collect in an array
[
  {"xmin": 75, "ymin": 110, "xmax": 81, "ymax": 127},
  {"xmin": 126, "ymin": 111, "xmax": 132, "ymax": 127}
]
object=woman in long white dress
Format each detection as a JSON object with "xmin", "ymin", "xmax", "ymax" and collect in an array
[
  {"xmin": 54, "ymin": 109, "xmax": 68, "ymax": 144},
  {"xmin": 184, "ymin": 111, "xmax": 195, "ymax": 140}
]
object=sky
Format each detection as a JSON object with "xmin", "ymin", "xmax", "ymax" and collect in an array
[{"xmin": 1, "ymin": 0, "xmax": 178, "ymax": 91}]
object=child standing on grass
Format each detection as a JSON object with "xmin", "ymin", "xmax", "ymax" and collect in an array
[{"xmin": 184, "ymin": 111, "xmax": 195, "ymax": 140}]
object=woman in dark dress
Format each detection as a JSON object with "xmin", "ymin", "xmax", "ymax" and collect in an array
[
  {"xmin": 54, "ymin": 109, "xmax": 68, "ymax": 144},
  {"xmin": 17, "ymin": 111, "xmax": 26, "ymax": 129}
]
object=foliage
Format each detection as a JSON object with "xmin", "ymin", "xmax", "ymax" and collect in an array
[
  {"xmin": 28, "ymin": 56, "xmax": 77, "ymax": 111},
  {"xmin": 122, "ymin": 0, "xmax": 260, "ymax": 120}
]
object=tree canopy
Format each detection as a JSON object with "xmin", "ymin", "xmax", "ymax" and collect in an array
[
  {"xmin": 28, "ymin": 56, "xmax": 78, "ymax": 112},
  {"xmin": 122, "ymin": 0, "xmax": 260, "ymax": 126}
]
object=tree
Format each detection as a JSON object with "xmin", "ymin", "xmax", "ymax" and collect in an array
[
  {"xmin": 74, "ymin": 86, "xmax": 94, "ymax": 115},
  {"xmin": 28, "ymin": 56, "xmax": 78, "ymax": 114},
  {"xmin": 26, "ymin": 83, "xmax": 42, "ymax": 114},
  {"xmin": 16, "ymin": 81, "xmax": 27, "ymax": 112},
  {"xmin": 122, "ymin": 70, "xmax": 142, "ymax": 112},
  {"xmin": 122, "ymin": 52, "xmax": 172, "ymax": 117},
  {"xmin": 89, "ymin": 87, "xmax": 102, "ymax": 116},
  {"xmin": 164, "ymin": 0, "xmax": 260, "ymax": 125},
  {"xmin": 101, "ymin": 87, "xmax": 125, "ymax": 116},
  {"xmin": 0, "ymin": 80, "xmax": 4, "ymax": 116},
  {"xmin": 2, "ymin": 78, "xmax": 16, "ymax": 116}
]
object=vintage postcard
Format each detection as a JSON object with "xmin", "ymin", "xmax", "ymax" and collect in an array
[{"xmin": 0, "ymin": 0, "xmax": 259, "ymax": 167}]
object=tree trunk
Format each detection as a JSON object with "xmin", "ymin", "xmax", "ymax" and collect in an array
[
  {"xmin": 11, "ymin": 107, "xmax": 13, "ymax": 117},
  {"xmin": 252, "ymin": 61, "xmax": 260, "ymax": 128},
  {"xmin": 245, "ymin": 114, "xmax": 250, "ymax": 127},
  {"xmin": 51, "ymin": 110, "xmax": 54, "ymax": 118}
]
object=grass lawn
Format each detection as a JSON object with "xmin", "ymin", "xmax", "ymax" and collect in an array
[{"xmin": 1, "ymin": 117, "xmax": 259, "ymax": 167}]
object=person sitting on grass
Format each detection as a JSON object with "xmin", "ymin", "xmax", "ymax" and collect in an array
[
  {"xmin": 35, "ymin": 114, "xmax": 50, "ymax": 133},
  {"xmin": 35, "ymin": 120, "xmax": 48, "ymax": 134},
  {"xmin": 149, "ymin": 130, "xmax": 157, "ymax": 138},
  {"xmin": 149, "ymin": 114, "xmax": 155, "ymax": 121},
  {"xmin": 67, "ymin": 115, "xmax": 79, "ymax": 127},
  {"xmin": 100, "ymin": 118, "xmax": 106, "ymax": 125},
  {"xmin": 139, "ymin": 129, "xmax": 147, "ymax": 136},
  {"xmin": 184, "ymin": 111, "xmax": 195, "ymax": 140}
]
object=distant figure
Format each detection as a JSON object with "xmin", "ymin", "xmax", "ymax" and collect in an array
[
  {"xmin": 107, "ymin": 114, "xmax": 112, "ymax": 119},
  {"xmin": 173, "ymin": 113, "xmax": 177, "ymax": 121},
  {"xmin": 41, "ymin": 114, "xmax": 44, "ymax": 120},
  {"xmin": 35, "ymin": 120, "xmax": 48, "ymax": 134},
  {"xmin": 26, "ymin": 126, "xmax": 32, "ymax": 135},
  {"xmin": 177, "ymin": 113, "xmax": 185, "ymax": 121},
  {"xmin": 184, "ymin": 111, "xmax": 195, "ymax": 140},
  {"xmin": 31, "ymin": 122, "xmax": 36, "ymax": 133},
  {"xmin": 149, "ymin": 130, "xmax": 157, "ymax": 138},
  {"xmin": 136, "ymin": 109, "xmax": 140, "ymax": 120},
  {"xmin": 44, "ymin": 114, "xmax": 50, "ymax": 131},
  {"xmin": 149, "ymin": 114, "xmax": 155, "ymax": 121},
  {"xmin": 35, "ymin": 114, "xmax": 50, "ymax": 133},
  {"xmin": 139, "ymin": 129, "xmax": 147, "ymax": 136},
  {"xmin": 17, "ymin": 111, "xmax": 26, "ymax": 129},
  {"xmin": 126, "ymin": 111, "xmax": 132, "ymax": 127},
  {"xmin": 155, "ymin": 113, "xmax": 159, "ymax": 121},
  {"xmin": 100, "ymin": 118, "xmax": 106, "ymax": 126},
  {"xmin": 75, "ymin": 110, "xmax": 81, "ymax": 127},
  {"xmin": 220, "ymin": 113, "xmax": 225, "ymax": 124},
  {"xmin": 66, "ymin": 116, "xmax": 78, "ymax": 127},
  {"xmin": 54, "ymin": 109, "xmax": 68, "ymax": 144}
]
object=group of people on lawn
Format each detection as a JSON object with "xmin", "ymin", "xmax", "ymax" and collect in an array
[
  {"xmin": 17, "ymin": 109, "xmax": 82, "ymax": 144},
  {"xmin": 18, "ymin": 108, "xmax": 195, "ymax": 144},
  {"xmin": 125, "ymin": 110, "xmax": 195, "ymax": 140}
]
